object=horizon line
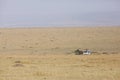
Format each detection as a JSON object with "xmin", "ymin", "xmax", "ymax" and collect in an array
[{"xmin": 0, "ymin": 25, "xmax": 120, "ymax": 29}]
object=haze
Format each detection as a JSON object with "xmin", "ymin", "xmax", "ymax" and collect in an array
[{"xmin": 0, "ymin": 0, "xmax": 120, "ymax": 27}]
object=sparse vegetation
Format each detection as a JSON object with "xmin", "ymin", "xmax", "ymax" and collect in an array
[
  {"xmin": 0, "ymin": 27, "xmax": 120, "ymax": 80},
  {"xmin": 0, "ymin": 54, "xmax": 120, "ymax": 80},
  {"xmin": 74, "ymin": 49, "xmax": 83, "ymax": 55},
  {"xmin": 13, "ymin": 63, "xmax": 24, "ymax": 67},
  {"xmin": 0, "ymin": 27, "xmax": 120, "ymax": 53},
  {"xmin": 14, "ymin": 60, "xmax": 21, "ymax": 63}
]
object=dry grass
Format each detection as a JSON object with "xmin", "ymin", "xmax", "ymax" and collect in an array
[
  {"xmin": 0, "ymin": 27, "xmax": 120, "ymax": 80},
  {"xmin": 0, "ymin": 27, "xmax": 120, "ymax": 54},
  {"xmin": 0, "ymin": 54, "xmax": 120, "ymax": 80}
]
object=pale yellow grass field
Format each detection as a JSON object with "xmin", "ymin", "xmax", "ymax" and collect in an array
[
  {"xmin": 0, "ymin": 27, "xmax": 120, "ymax": 54},
  {"xmin": 0, "ymin": 54, "xmax": 120, "ymax": 80},
  {"xmin": 0, "ymin": 27, "xmax": 120, "ymax": 80}
]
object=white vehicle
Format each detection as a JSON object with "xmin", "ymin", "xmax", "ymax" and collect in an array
[{"xmin": 83, "ymin": 49, "xmax": 91, "ymax": 55}]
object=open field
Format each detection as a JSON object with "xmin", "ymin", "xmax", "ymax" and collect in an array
[
  {"xmin": 0, "ymin": 27, "xmax": 120, "ymax": 54},
  {"xmin": 0, "ymin": 54, "xmax": 120, "ymax": 80},
  {"xmin": 0, "ymin": 27, "xmax": 120, "ymax": 80}
]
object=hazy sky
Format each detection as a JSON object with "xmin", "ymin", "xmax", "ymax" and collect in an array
[{"xmin": 0, "ymin": 0, "xmax": 120, "ymax": 27}]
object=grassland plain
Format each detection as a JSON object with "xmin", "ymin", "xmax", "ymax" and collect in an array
[
  {"xmin": 0, "ymin": 54, "xmax": 120, "ymax": 80},
  {"xmin": 0, "ymin": 27, "xmax": 120, "ymax": 80},
  {"xmin": 0, "ymin": 27, "xmax": 120, "ymax": 54}
]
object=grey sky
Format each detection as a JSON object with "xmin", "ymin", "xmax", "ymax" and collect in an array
[{"xmin": 0, "ymin": 0, "xmax": 120, "ymax": 27}]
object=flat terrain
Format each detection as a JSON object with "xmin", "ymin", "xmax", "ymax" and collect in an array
[
  {"xmin": 0, "ymin": 27, "xmax": 120, "ymax": 80},
  {"xmin": 0, "ymin": 27, "xmax": 120, "ymax": 54},
  {"xmin": 0, "ymin": 54, "xmax": 120, "ymax": 80}
]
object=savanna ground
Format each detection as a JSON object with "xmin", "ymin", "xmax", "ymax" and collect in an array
[
  {"xmin": 0, "ymin": 27, "xmax": 120, "ymax": 80},
  {"xmin": 0, "ymin": 54, "xmax": 120, "ymax": 80}
]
